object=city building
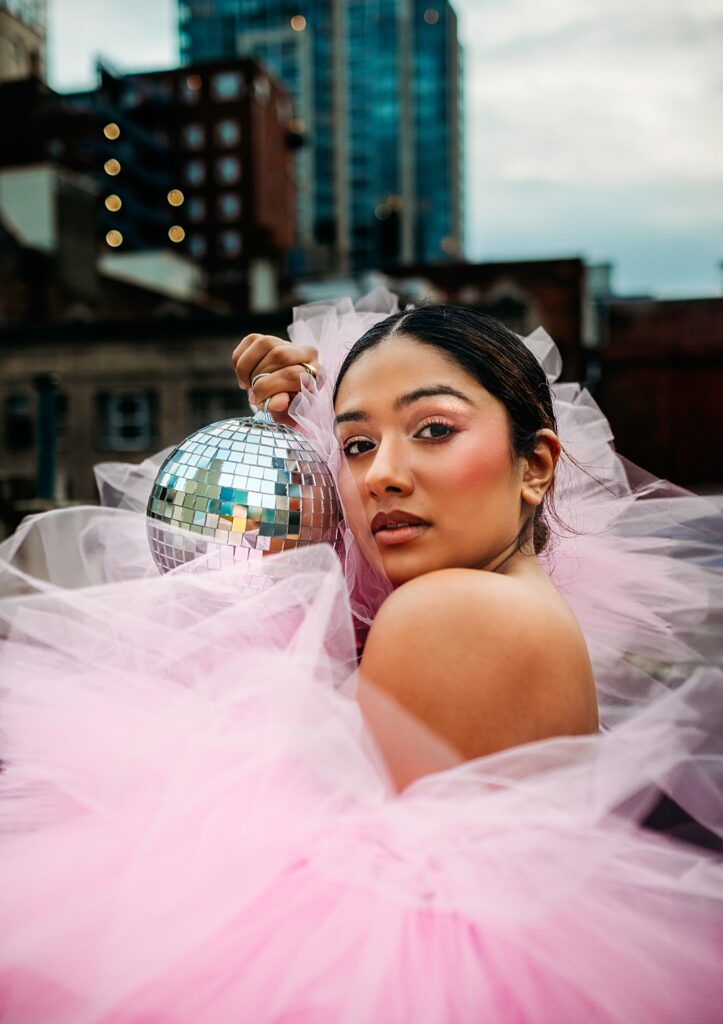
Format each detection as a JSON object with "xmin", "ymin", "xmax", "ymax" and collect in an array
[
  {"xmin": 0, "ymin": 311, "xmax": 290, "ymax": 537},
  {"xmin": 0, "ymin": 58, "xmax": 296, "ymax": 310},
  {"xmin": 0, "ymin": 0, "xmax": 46, "ymax": 83},
  {"xmin": 369, "ymin": 257, "xmax": 592, "ymax": 382},
  {"xmin": 178, "ymin": 0, "xmax": 464, "ymax": 275},
  {"xmin": 597, "ymin": 296, "xmax": 723, "ymax": 489}
]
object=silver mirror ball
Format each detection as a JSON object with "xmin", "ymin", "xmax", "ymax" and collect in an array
[{"xmin": 147, "ymin": 412, "xmax": 341, "ymax": 577}]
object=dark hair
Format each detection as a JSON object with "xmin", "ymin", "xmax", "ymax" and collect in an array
[{"xmin": 333, "ymin": 305, "xmax": 559, "ymax": 554}]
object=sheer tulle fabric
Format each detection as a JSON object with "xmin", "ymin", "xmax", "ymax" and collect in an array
[{"xmin": 0, "ymin": 293, "xmax": 722, "ymax": 1023}]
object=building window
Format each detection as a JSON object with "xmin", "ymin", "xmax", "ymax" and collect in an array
[
  {"xmin": 188, "ymin": 235, "xmax": 207, "ymax": 258},
  {"xmin": 276, "ymin": 98, "xmax": 292, "ymax": 122},
  {"xmin": 215, "ymin": 156, "xmax": 240, "ymax": 184},
  {"xmin": 187, "ymin": 197, "xmax": 206, "ymax": 223},
  {"xmin": 185, "ymin": 160, "xmax": 206, "ymax": 186},
  {"xmin": 182, "ymin": 122, "xmax": 205, "ymax": 150},
  {"xmin": 180, "ymin": 74, "xmax": 203, "ymax": 104},
  {"xmin": 188, "ymin": 389, "xmax": 249, "ymax": 431},
  {"xmin": 4, "ymin": 394, "xmax": 34, "ymax": 452},
  {"xmin": 211, "ymin": 71, "xmax": 244, "ymax": 102},
  {"xmin": 253, "ymin": 76, "xmax": 271, "ymax": 105},
  {"xmin": 216, "ymin": 192, "xmax": 241, "ymax": 221},
  {"xmin": 218, "ymin": 230, "xmax": 241, "ymax": 258},
  {"xmin": 215, "ymin": 118, "xmax": 240, "ymax": 148},
  {"xmin": 96, "ymin": 391, "xmax": 157, "ymax": 452}
]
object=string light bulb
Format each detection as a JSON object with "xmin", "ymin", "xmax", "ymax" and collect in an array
[
  {"xmin": 167, "ymin": 189, "xmax": 185, "ymax": 207},
  {"xmin": 169, "ymin": 226, "xmax": 186, "ymax": 243},
  {"xmin": 103, "ymin": 123, "xmax": 120, "ymax": 140},
  {"xmin": 104, "ymin": 159, "xmax": 121, "ymax": 176},
  {"xmin": 105, "ymin": 195, "xmax": 122, "ymax": 212},
  {"xmin": 105, "ymin": 230, "xmax": 123, "ymax": 247}
]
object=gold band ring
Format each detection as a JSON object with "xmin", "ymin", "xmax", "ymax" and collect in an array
[{"xmin": 299, "ymin": 362, "xmax": 318, "ymax": 379}]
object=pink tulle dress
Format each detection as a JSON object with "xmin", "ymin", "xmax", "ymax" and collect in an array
[{"xmin": 0, "ymin": 292, "xmax": 721, "ymax": 1024}]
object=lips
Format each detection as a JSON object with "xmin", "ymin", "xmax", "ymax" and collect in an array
[{"xmin": 370, "ymin": 510, "xmax": 431, "ymax": 534}]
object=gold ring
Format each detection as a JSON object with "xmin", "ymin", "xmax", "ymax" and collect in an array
[{"xmin": 299, "ymin": 362, "xmax": 317, "ymax": 379}]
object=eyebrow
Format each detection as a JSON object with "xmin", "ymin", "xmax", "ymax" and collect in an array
[{"xmin": 334, "ymin": 385, "xmax": 474, "ymax": 426}]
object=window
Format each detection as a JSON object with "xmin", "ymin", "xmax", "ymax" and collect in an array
[
  {"xmin": 253, "ymin": 76, "xmax": 271, "ymax": 105},
  {"xmin": 96, "ymin": 392, "xmax": 157, "ymax": 452},
  {"xmin": 215, "ymin": 155, "xmax": 240, "ymax": 185},
  {"xmin": 276, "ymin": 97, "xmax": 292, "ymax": 123},
  {"xmin": 218, "ymin": 230, "xmax": 241, "ymax": 258},
  {"xmin": 211, "ymin": 71, "xmax": 244, "ymax": 102},
  {"xmin": 215, "ymin": 118, "xmax": 240, "ymax": 148},
  {"xmin": 185, "ymin": 160, "xmax": 206, "ymax": 186},
  {"xmin": 187, "ymin": 197, "xmax": 206, "ymax": 223},
  {"xmin": 4, "ymin": 394, "xmax": 34, "ymax": 452},
  {"xmin": 188, "ymin": 235, "xmax": 207, "ymax": 258},
  {"xmin": 182, "ymin": 123, "xmax": 205, "ymax": 150},
  {"xmin": 188, "ymin": 389, "xmax": 249, "ymax": 431},
  {"xmin": 180, "ymin": 74, "xmax": 202, "ymax": 105},
  {"xmin": 216, "ymin": 192, "xmax": 241, "ymax": 221}
]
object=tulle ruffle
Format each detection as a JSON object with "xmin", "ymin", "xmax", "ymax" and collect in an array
[{"xmin": 0, "ymin": 292, "xmax": 722, "ymax": 1023}]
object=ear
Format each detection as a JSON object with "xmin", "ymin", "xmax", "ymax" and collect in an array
[{"xmin": 520, "ymin": 429, "xmax": 561, "ymax": 508}]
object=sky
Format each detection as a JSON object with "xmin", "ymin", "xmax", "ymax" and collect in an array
[{"xmin": 48, "ymin": 0, "xmax": 723, "ymax": 298}]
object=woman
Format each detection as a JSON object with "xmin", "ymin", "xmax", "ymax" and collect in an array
[
  {"xmin": 233, "ymin": 304, "xmax": 599, "ymax": 785},
  {"xmin": 0, "ymin": 293, "xmax": 721, "ymax": 1022}
]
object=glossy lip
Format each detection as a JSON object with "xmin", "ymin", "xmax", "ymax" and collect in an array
[
  {"xmin": 373, "ymin": 522, "xmax": 431, "ymax": 547},
  {"xmin": 370, "ymin": 509, "xmax": 431, "ymax": 535}
]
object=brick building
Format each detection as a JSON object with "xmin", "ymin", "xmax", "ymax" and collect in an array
[
  {"xmin": 380, "ymin": 257, "xmax": 592, "ymax": 382},
  {"xmin": 0, "ymin": 0, "xmax": 46, "ymax": 84},
  {"xmin": 598, "ymin": 297, "xmax": 723, "ymax": 489},
  {"xmin": 0, "ymin": 57, "xmax": 296, "ymax": 311}
]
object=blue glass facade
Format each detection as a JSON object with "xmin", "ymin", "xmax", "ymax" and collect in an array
[{"xmin": 179, "ymin": 0, "xmax": 463, "ymax": 272}]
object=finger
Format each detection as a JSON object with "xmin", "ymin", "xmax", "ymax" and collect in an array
[
  {"xmin": 238, "ymin": 342, "xmax": 318, "ymax": 390},
  {"xmin": 232, "ymin": 335, "xmax": 291, "ymax": 387},
  {"xmin": 248, "ymin": 365, "xmax": 312, "ymax": 406},
  {"xmin": 231, "ymin": 333, "xmax": 263, "ymax": 365},
  {"xmin": 231, "ymin": 331, "xmax": 290, "ymax": 363},
  {"xmin": 233, "ymin": 335, "xmax": 282, "ymax": 388},
  {"xmin": 267, "ymin": 393, "xmax": 291, "ymax": 414}
]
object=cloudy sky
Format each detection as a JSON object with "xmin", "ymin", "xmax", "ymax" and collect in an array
[{"xmin": 48, "ymin": 0, "xmax": 723, "ymax": 297}]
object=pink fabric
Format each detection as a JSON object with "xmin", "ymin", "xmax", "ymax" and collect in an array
[{"xmin": 0, "ymin": 293, "xmax": 722, "ymax": 1022}]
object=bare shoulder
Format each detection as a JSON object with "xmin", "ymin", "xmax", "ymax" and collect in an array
[{"xmin": 360, "ymin": 568, "xmax": 598, "ymax": 761}]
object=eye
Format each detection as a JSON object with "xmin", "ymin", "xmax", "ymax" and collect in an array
[
  {"xmin": 415, "ymin": 419, "xmax": 456, "ymax": 441},
  {"xmin": 342, "ymin": 436, "xmax": 376, "ymax": 458}
]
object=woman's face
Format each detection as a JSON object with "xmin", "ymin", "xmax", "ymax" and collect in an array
[{"xmin": 333, "ymin": 335, "xmax": 530, "ymax": 586}]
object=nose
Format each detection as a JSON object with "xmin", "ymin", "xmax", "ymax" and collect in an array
[{"xmin": 364, "ymin": 438, "xmax": 414, "ymax": 498}]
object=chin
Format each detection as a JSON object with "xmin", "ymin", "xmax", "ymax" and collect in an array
[{"xmin": 380, "ymin": 551, "xmax": 443, "ymax": 588}]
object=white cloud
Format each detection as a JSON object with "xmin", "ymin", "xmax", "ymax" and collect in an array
[
  {"xmin": 453, "ymin": 0, "xmax": 723, "ymax": 292},
  {"xmin": 48, "ymin": 0, "xmax": 177, "ymax": 90}
]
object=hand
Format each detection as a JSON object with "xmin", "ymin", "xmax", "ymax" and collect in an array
[{"xmin": 231, "ymin": 333, "xmax": 320, "ymax": 421}]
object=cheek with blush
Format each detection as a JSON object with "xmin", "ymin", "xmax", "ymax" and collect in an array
[{"xmin": 431, "ymin": 421, "xmax": 515, "ymax": 497}]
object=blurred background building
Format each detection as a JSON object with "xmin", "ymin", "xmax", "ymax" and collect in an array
[
  {"xmin": 179, "ymin": 0, "xmax": 463, "ymax": 275},
  {"xmin": 0, "ymin": 0, "xmax": 721, "ymax": 537},
  {"xmin": 0, "ymin": 0, "xmax": 46, "ymax": 83},
  {"xmin": 0, "ymin": 56, "xmax": 295, "ymax": 311}
]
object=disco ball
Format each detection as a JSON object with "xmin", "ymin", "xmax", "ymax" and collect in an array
[{"xmin": 146, "ymin": 411, "xmax": 341, "ymax": 575}]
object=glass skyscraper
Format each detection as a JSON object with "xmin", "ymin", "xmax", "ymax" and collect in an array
[{"xmin": 178, "ymin": 0, "xmax": 463, "ymax": 273}]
